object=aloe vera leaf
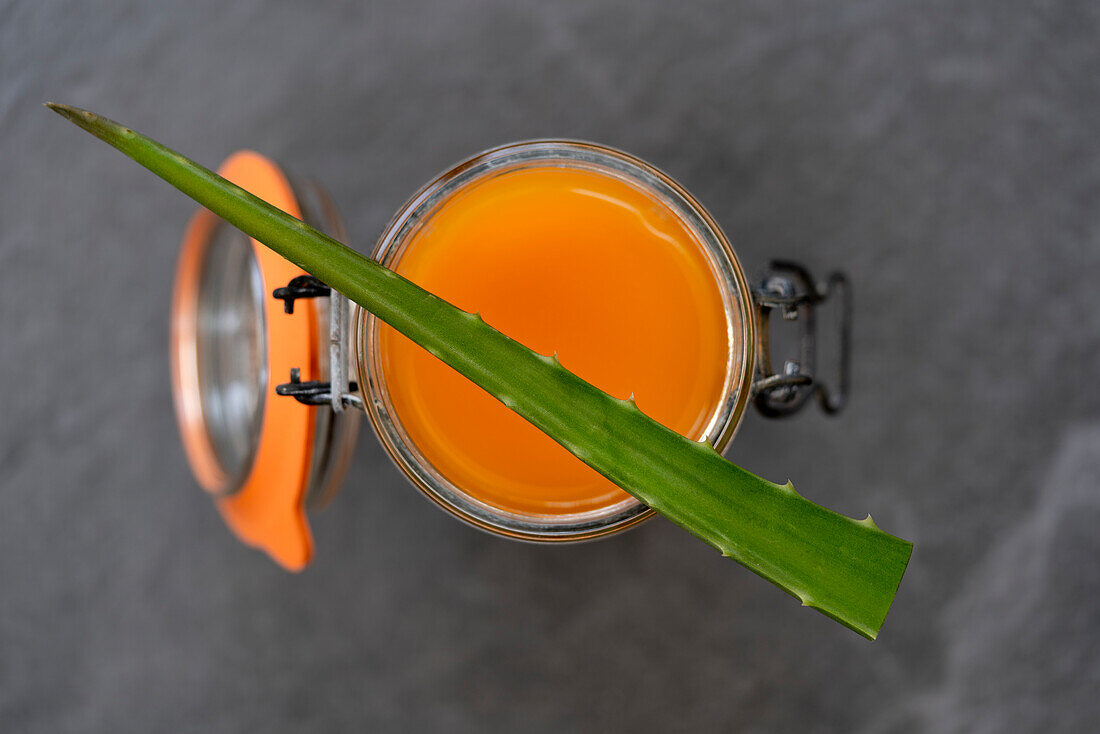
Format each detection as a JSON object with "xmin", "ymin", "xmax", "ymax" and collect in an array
[{"xmin": 48, "ymin": 104, "xmax": 911, "ymax": 639}]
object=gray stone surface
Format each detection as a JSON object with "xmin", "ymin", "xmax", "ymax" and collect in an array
[{"xmin": 2, "ymin": 0, "xmax": 1098, "ymax": 731}]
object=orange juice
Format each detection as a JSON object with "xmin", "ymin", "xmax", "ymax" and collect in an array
[{"xmin": 378, "ymin": 164, "xmax": 732, "ymax": 517}]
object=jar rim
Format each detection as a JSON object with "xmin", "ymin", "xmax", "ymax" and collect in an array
[{"xmin": 355, "ymin": 139, "xmax": 757, "ymax": 542}]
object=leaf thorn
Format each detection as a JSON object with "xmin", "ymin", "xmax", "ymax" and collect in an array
[{"xmin": 857, "ymin": 514, "xmax": 880, "ymax": 531}]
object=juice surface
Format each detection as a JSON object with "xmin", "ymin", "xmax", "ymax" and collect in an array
[{"xmin": 379, "ymin": 165, "xmax": 733, "ymax": 516}]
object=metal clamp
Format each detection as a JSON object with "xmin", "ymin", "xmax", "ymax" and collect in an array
[
  {"xmin": 276, "ymin": 367, "xmax": 363, "ymax": 410},
  {"xmin": 752, "ymin": 260, "xmax": 851, "ymax": 417},
  {"xmin": 273, "ymin": 275, "xmax": 330, "ymax": 314},
  {"xmin": 272, "ymin": 275, "xmax": 362, "ymax": 413}
]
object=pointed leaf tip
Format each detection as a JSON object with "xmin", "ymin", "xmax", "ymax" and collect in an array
[
  {"xmin": 45, "ymin": 103, "xmax": 134, "ymax": 146},
  {"xmin": 45, "ymin": 102, "xmax": 88, "ymax": 122}
]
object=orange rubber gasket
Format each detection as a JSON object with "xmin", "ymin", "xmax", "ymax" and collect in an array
[{"xmin": 171, "ymin": 151, "xmax": 319, "ymax": 571}]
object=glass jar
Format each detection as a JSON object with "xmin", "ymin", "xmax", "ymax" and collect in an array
[
  {"xmin": 359, "ymin": 141, "xmax": 756, "ymax": 542},
  {"xmin": 171, "ymin": 143, "xmax": 849, "ymax": 568}
]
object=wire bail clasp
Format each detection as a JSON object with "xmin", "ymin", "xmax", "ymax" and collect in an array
[
  {"xmin": 751, "ymin": 260, "xmax": 851, "ymax": 417},
  {"xmin": 273, "ymin": 275, "xmax": 362, "ymax": 412}
]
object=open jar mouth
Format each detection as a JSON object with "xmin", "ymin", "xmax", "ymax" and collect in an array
[{"xmin": 356, "ymin": 140, "xmax": 757, "ymax": 542}]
